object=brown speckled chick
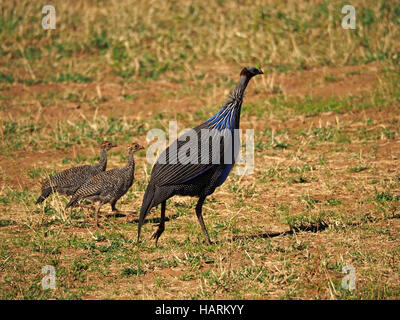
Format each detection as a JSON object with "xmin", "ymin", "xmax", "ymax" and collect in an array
[
  {"xmin": 66, "ymin": 142, "xmax": 144, "ymax": 227},
  {"xmin": 36, "ymin": 141, "xmax": 117, "ymax": 204}
]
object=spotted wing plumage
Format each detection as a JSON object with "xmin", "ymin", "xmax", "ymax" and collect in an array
[{"xmin": 66, "ymin": 168, "xmax": 126, "ymax": 207}]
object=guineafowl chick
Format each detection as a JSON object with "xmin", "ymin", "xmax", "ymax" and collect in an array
[
  {"xmin": 66, "ymin": 142, "xmax": 144, "ymax": 227},
  {"xmin": 36, "ymin": 141, "xmax": 117, "ymax": 204}
]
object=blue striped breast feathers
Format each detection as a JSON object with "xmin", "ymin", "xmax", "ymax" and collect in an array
[{"xmin": 183, "ymin": 101, "xmax": 241, "ymax": 185}]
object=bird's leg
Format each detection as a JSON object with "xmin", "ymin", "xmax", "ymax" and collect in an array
[
  {"xmin": 110, "ymin": 199, "xmax": 119, "ymax": 213},
  {"xmin": 195, "ymin": 196, "xmax": 212, "ymax": 245},
  {"xmin": 151, "ymin": 201, "xmax": 166, "ymax": 247},
  {"xmin": 95, "ymin": 203, "xmax": 103, "ymax": 228}
]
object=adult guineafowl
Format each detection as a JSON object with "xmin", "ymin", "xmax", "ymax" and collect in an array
[
  {"xmin": 36, "ymin": 141, "xmax": 116, "ymax": 204},
  {"xmin": 138, "ymin": 66, "xmax": 263, "ymax": 246},
  {"xmin": 66, "ymin": 143, "xmax": 144, "ymax": 227}
]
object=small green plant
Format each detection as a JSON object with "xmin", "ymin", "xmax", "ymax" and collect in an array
[
  {"xmin": 50, "ymin": 73, "xmax": 93, "ymax": 83},
  {"xmin": 348, "ymin": 166, "xmax": 368, "ymax": 173},
  {"xmin": 121, "ymin": 266, "xmax": 145, "ymax": 277},
  {"xmin": 273, "ymin": 142, "xmax": 289, "ymax": 150},
  {"xmin": 0, "ymin": 73, "xmax": 14, "ymax": 83},
  {"xmin": 324, "ymin": 75, "xmax": 341, "ymax": 82}
]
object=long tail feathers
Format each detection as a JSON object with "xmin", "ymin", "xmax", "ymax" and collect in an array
[
  {"xmin": 137, "ymin": 186, "xmax": 154, "ymax": 242},
  {"xmin": 66, "ymin": 197, "xmax": 79, "ymax": 209},
  {"xmin": 35, "ymin": 188, "xmax": 52, "ymax": 204}
]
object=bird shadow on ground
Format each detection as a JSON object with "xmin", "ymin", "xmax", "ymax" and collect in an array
[
  {"xmin": 127, "ymin": 204, "xmax": 192, "ymax": 225},
  {"xmin": 231, "ymin": 221, "xmax": 329, "ymax": 242},
  {"xmin": 127, "ymin": 216, "xmax": 172, "ymax": 225},
  {"xmin": 105, "ymin": 211, "xmax": 137, "ymax": 218}
]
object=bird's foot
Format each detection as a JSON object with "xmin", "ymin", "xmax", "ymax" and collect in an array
[{"xmin": 150, "ymin": 224, "xmax": 165, "ymax": 247}]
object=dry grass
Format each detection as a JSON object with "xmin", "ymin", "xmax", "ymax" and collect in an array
[{"xmin": 0, "ymin": 0, "xmax": 399, "ymax": 299}]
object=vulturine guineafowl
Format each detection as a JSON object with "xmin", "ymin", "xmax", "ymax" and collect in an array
[
  {"xmin": 137, "ymin": 66, "xmax": 263, "ymax": 246},
  {"xmin": 66, "ymin": 142, "xmax": 144, "ymax": 227},
  {"xmin": 36, "ymin": 141, "xmax": 117, "ymax": 204}
]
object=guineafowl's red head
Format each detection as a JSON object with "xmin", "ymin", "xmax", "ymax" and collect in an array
[
  {"xmin": 128, "ymin": 142, "xmax": 144, "ymax": 153},
  {"xmin": 101, "ymin": 141, "xmax": 117, "ymax": 151},
  {"xmin": 240, "ymin": 66, "xmax": 263, "ymax": 78}
]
